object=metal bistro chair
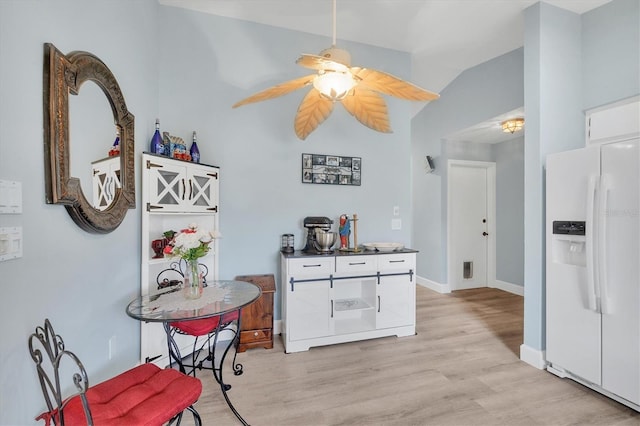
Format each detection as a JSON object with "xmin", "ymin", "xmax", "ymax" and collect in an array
[{"xmin": 28, "ymin": 319, "xmax": 202, "ymax": 426}]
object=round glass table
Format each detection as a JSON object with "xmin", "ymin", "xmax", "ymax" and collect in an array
[{"xmin": 126, "ymin": 280, "xmax": 261, "ymax": 425}]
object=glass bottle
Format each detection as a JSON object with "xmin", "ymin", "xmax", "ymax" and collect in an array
[
  {"xmin": 190, "ymin": 131, "xmax": 200, "ymax": 163},
  {"xmin": 149, "ymin": 119, "xmax": 163, "ymax": 155}
]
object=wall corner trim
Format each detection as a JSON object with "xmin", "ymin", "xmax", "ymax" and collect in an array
[{"xmin": 520, "ymin": 344, "xmax": 547, "ymax": 369}]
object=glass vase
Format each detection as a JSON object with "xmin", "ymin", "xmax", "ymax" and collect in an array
[{"xmin": 183, "ymin": 259, "xmax": 203, "ymax": 300}]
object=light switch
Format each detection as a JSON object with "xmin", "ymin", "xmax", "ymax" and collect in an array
[
  {"xmin": 0, "ymin": 227, "xmax": 23, "ymax": 261},
  {"xmin": 0, "ymin": 180, "xmax": 22, "ymax": 214},
  {"xmin": 393, "ymin": 206, "xmax": 400, "ymax": 216},
  {"xmin": 391, "ymin": 219, "xmax": 402, "ymax": 230}
]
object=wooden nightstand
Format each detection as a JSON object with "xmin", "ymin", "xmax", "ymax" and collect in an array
[{"xmin": 234, "ymin": 274, "xmax": 276, "ymax": 352}]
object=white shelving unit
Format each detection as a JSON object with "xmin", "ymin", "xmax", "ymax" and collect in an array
[{"xmin": 140, "ymin": 152, "xmax": 220, "ymax": 366}]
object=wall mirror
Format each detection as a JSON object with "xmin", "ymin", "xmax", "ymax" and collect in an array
[{"xmin": 43, "ymin": 43, "xmax": 135, "ymax": 233}]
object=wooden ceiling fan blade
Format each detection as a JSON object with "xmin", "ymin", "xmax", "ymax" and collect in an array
[
  {"xmin": 232, "ymin": 74, "xmax": 316, "ymax": 108},
  {"xmin": 351, "ymin": 67, "xmax": 440, "ymax": 101},
  {"xmin": 341, "ymin": 88, "xmax": 392, "ymax": 133},
  {"xmin": 294, "ymin": 88, "xmax": 335, "ymax": 140},
  {"xmin": 297, "ymin": 54, "xmax": 349, "ymax": 73}
]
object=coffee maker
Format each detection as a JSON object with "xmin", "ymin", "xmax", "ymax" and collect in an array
[{"xmin": 302, "ymin": 216, "xmax": 333, "ymax": 253}]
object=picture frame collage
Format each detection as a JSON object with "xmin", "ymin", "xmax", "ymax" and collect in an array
[{"xmin": 302, "ymin": 153, "xmax": 361, "ymax": 186}]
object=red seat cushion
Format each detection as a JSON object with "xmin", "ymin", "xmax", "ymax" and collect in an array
[
  {"xmin": 170, "ymin": 311, "xmax": 240, "ymax": 336},
  {"xmin": 37, "ymin": 363, "xmax": 201, "ymax": 426}
]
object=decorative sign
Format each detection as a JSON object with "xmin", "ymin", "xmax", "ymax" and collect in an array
[{"xmin": 302, "ymin": 153, "xmax": 361, "ymax": 186}]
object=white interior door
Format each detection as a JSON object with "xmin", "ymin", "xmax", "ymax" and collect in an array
[{"xmin": 448, "ymin": 161, "xmax": 495, "ymax": 290}]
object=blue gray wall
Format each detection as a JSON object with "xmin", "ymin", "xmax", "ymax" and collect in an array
[
  {"xmin": 411, "ymin": 0, "xmax": 638, "ymax": 359},
  {"xmin": 1, "ymin": 0, "xmax": 637, "ymax": 423},
  {"xmin": 0, "ymin": 1, "xmax": 415, "ymax": 423},
  {"xmin": 0, "ymin": 1, "xmax": 160, "ymax": 423},
  {"xmin": 157, "ymin": 6, "xmax": 415, "ymax": 326},
  {"xmin": 582, "ymin": 0, "xmax": 640, "ymax": 108},
  {"xmin": 411, "ymin": 48, "xmax": 525, "ymax": 284},
  {"xmin": 493, "ymin": 137, "xmax": 525, "ymax": 286},
  {"xmin": 522, "ymin": 0, "xmax": 639, "ymax": 355}
]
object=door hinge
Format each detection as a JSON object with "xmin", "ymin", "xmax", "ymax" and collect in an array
[
  {"xmin": 145, "ymin": 354, "xmax": 162, "ymax": 363},
  {"xmin": 147, "ymin": 203, "xmax": 164, "ymax": 211},
  {"xmin": 146, "ymin": 160, "xmax": 163, "ymax": 169}
]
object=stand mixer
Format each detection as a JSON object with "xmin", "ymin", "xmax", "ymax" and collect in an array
[{"xmin": 302, "ymin": 216, "xmax": 335, "ymax": 253}]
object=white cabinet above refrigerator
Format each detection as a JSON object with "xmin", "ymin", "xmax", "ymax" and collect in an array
[{"xmin": 586, "ymin": 98, "xmax": 639, "ymax": 145}]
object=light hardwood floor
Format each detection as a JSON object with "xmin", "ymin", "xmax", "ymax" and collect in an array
[{"xmin": 185, "ymin": 286, "xmax": 640, "ymax": 425}]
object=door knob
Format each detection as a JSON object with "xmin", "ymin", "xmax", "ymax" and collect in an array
[{"xmin": 482, "ymin": 232, "xmax": 489, "ymax": 236}]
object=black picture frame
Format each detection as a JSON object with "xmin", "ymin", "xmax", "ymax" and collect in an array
[{"xmin": 302, "ymin": 153, "xmax": 361, "ymax": 186}]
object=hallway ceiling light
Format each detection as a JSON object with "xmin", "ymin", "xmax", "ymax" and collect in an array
[
  {"xmin": 501, "ymin": 118, "xmax": 525, "ymax": 134},
  {"xmin": 232, "ymin": 0, "xmax": 439, "ymax": 140}
]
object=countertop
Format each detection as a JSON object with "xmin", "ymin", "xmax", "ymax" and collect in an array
[{"xmin": 281, "ymin": 247, "xmax": 418, "ymax": 259}]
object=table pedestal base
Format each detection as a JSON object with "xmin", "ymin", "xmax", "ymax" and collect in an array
[{"xmin": 164, "ymin": 312, "xmax": 249, "ymax": 425}]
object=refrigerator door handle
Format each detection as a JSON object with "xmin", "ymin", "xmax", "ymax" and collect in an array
[
  {"xmin": 598, "ymin": 174, "xmax": 611, "ymax": 315},
  {"xmin": 586, "ymin": 175, "xmax": 600, "ymax": 312}
]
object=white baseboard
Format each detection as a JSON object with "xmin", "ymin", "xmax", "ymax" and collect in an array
[
  {"xmin": 416, "ymin": 275, "xmax": 451, "ymax": 293},
  {"xmin": 273, "ymin": 319, "xmax": 282, "ymax": 335},
  {"xmin": 417, "ymin": 275, "xmax": 523, "ymax": 297},
  {"xmin": 492, "ymin": 279, "xmax": 524, "ymax": 296},
  {"xmin": 520, "ymin": 344, "xmax": 546, "ymax": 369}
]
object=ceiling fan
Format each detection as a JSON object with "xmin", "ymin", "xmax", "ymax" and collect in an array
[{"xmin": 232, "ymin": 0, "xmax": 440, "ymax": 140}]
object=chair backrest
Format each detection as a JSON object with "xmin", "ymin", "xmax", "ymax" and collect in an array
[{"xmin": 28, "ymin": 319, "xmax": 92, "ymax": 425}]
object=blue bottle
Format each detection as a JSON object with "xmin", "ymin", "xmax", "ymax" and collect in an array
[
  {"xmin": 150, "ymin": 119, "xmax": 163, "ymax": 155},
  {"xmin": 190, "ymin": 131, "xmax": 200, "ymax": 163}
]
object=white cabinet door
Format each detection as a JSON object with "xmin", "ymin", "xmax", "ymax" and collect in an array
[
  {"xmin": 91, "ymin": 156, "xmax": 121, "ymax": 211},
  {"xmin": 187, "ymin": 165, "xmax": 218, "ymax": 212},
  {"xmin": 146, "ymin": 157, "xmax": 186, "ymax": 212},
  {"xmin": 288, "ymin": 280, "xmax": 333, "ymax": 341},
  {"xmin": 377, "ymin": 274, "xmax": 414, "ymax": 329},
  {"xmin": 600, "ymin": 139, "xmax": 640, "ymax": 404},
  {"xmin": 145, "ymin": 155, "xmax": 218, "ymax": 213},
  {"xmin": 588, "ymin": 100, "xmax": 640, "ymax": 145},
  {"xmin": 545, "ymin": 147, "xmax": 602, "ymax": 386},
  {"xmin": 376, "ymin": 253, "xmax": 416, "ymax": 329}
]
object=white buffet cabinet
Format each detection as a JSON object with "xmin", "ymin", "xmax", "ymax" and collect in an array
[{"xmin": 281, "ymin": 250, "xmax": 416, "ymax": 353}]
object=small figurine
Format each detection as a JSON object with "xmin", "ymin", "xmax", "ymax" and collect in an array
[
  {"xmin": 339, "ymin": 214, "xmax": 350, "ymax": 249},
  {"xmin": 108, "ymin": 130, "xmax": 120, "ymax": 157}
]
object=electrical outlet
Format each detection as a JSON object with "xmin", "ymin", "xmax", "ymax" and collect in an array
[
  {"xmin": 108, "ymin": 336, "xmax": 116, "ymax": 360},
  {"xmin": 391, "ymin": 218, "xmax": 402, "ymax": 230},
  {"xmin": 0, "ymin": 227, "xmax": 22, "ymax": 262}
]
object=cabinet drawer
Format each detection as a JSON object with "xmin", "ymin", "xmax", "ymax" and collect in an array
[
  {"xmin": 288, "ymin": 257, "xmax": 335, "ymax": 276},
  {"xmin": 240, "ymin": 328, "xmax": 272, "ymax": 344},
  {"xmin": 378, "ymin": 253, "xmax": 415, "ymax": 271},
  {"xmin": 336, "ymin": 255, "xmax": 376, "ymax": 274}
]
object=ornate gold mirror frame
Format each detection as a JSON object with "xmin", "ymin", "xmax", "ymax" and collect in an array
[{"xmin": 43, "ymin": 43, "xmax": 135, "ymax": 233}]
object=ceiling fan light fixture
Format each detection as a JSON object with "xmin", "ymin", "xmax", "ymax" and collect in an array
[
  {"xmin": 501, "ymin": 118, "xmax": 525, "ymax": 134},
  {"xmin": 313, "ymin": 70, "xmax": 356, "ymax": 101},
  {"xmin": 318, "ymin": 46, "xmax": 352, "ymax": 67},
  {"xmin": 231, "ymin": 0, "xmax": 440, "ymax": 139}
]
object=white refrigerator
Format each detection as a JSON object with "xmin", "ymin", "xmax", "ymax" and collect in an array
[{"xmin": 546, "ymin": 137, "xmax": 639, "ymax": 409}]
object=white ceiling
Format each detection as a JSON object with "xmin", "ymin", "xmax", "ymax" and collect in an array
[{"xmin": 159, "ymin": 0, "xmax": 611, "ymax": 142}]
